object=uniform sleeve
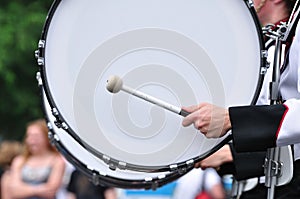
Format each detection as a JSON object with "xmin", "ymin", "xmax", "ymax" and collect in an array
[
  {"xmin": 278, "ymin": 99, "xmax": 300, "ymax": 146},
  {"xmin": 229, "ymin": 144, "xmax": 265, "ymax": 181},
  {"xmin": 229, "ymin": 104, "xmax": 287, "ymax": 152},
  {"xmin": 274, "ymin": 21, "xmax": 300, "ymax": 147}
]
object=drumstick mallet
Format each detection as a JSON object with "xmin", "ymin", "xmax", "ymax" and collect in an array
[{"xmin": 106, "ymin": 75, "xmax": 190, "ymax": 117}]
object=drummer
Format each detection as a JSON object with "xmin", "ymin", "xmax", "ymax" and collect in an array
[{"xmin": 181, "ymin": 0, "xmax": 300, "ymax": 198}]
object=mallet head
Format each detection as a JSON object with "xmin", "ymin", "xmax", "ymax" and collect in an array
[{"xmin": 106, "ymin": 75, "xmax": 123, "ymax": 93}]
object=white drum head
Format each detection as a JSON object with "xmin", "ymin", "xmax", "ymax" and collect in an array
[{"xmin": 38, "ymin": 0, "xmax": 265, "ymax": 171}]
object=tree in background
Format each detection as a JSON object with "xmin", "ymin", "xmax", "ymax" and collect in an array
[{"xmin": 0, "ymin": 0, "xmax": 53, "ymax": 140}]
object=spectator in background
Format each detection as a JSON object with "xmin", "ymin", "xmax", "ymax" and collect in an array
[
  {"xmin": 172, "ymin": 168, "xmax": 225, "ymax": 199},
  {"xmin": 0, "ymin": 140, "xmax": 23, "ymax": 174},
  {"xmin": 0, "ymin": 140, "xmax": 23, "ymax": 198},
  {"xmin": 2, "ymin": 119, "xmax": 65, "ymax": 199},
  {"xmin": 66, "ymin": 169, "xmax": 117, "ymax": 199}
]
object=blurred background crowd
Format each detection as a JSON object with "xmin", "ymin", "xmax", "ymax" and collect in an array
[{"xmin": 0, "ymin": 118, "xmax": 227, "ymax": 199}]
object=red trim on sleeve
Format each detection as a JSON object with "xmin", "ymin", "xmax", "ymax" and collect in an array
[{"xmin": 275, "ymin": 104, "xmax": 289, "ymax": 138}]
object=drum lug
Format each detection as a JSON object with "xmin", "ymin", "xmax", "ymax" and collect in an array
[
  {"xmin": 102, "ymin": 155, "xmax": 117, "ymax": 171},
  {"xmin": 169, "ymin": 164, "xmax": 187, "ymax": 175},
  {"xmin": 36, "ymin": 72, "xmax": 43, "ymax": 86},
  {"xmin": 186, "ymin": 159, "xmax": 194, "ymax": 167},
  {"xmin": 91, "ymin": 172, "xmax": 102, "ymax": 186},
  {"xmin": 47, "ymin": 121, "xmax": 53, "ymax": 131},
  {"xmin": 34, "ymin": 49, "xmax": 44, "ymax": 66},
  {"xmin": 118, "ymin": 161, "xmax": 127, "ymax": 170},
  {"xmin": 246, "ymin": 0, "xmax": 254, "ymax": 8},
  {"xmin": 48, "ymin": 131, "xmax": 54, "ymax": 143},
  {"xmin": 151, "ymin": 181, "xmax": 159, "ymax": 191},
  {"xmin": 158, "ymin": 174, "xmax": 166, "ymax": 180},
  {"xmin": 51, "ymin": 108, "xmax": 67, "ymax": 130},
  {"xmin": 145, "ymin": 177, "xmax": 153, "ymax": 182},
  {"xmin": 61, "ymin": 122, "xmax": 69, "ymax": 130},
  {"xmin": 169, "ymin": 164, "xmax": 178, "ymax": 171},
  {"xmin": 35, "ymin": 40, "xmax": 45, "ymax": 66},
  {"xmin": 103, "ymin": 155, "xmax": 111, "ymax": 164},
  {"xmin": 38, "ymin": 39, "xmax": 45, "ymax": 48},
  {"xmin": 54, "ymin": 119, "xmax": 68, "ymax": 131},
  {"xmin": 179, "ymin": 167, "xmax": 188, "ymax": 175},
  {"xmin": 144, "ymin": 177, "xmax": 160, "ymax": 191},
  {"xmin": 48, "ymin": 131, "xmax": 59, "ymax": 145},
  {"xmin": 261, "ymin": 63, "xmax": 270, "ymax": 75},
  {"xmin": 108, "ymin": 163, "xmax": 116, "ymax": 170},
  {"xmin": 262, "ymin": 50, "xmax": 268, "ymax": 59},
  {"xmin": 260, "ymin": 50, "xmax": 269, "ymax": 75},
  {"xmin": 52, "ymin": 107, "xmax": 59, "ymax": 116}
]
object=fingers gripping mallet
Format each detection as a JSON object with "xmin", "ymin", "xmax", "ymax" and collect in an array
[{"xmin": 106, "ymin": 75, "xmax": 189, "ymax": 117}]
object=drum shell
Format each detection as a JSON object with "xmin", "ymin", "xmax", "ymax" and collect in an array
[{"xmin": 36, "ymin": 0, "xmax": 266, "ymax": 173}]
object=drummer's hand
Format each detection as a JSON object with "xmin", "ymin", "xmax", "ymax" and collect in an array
[
  {"xmin": 194, "ymin": 145, "xmax": 233, "ymax": 169},
  {"xmin": 182, "ymin": 102, "xmax": 231, "ymax": 138}
]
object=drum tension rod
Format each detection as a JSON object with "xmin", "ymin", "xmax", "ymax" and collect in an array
[
  {"xmin": 102, "ymin": 155, "xmax": 127, "ymax": 171},
  {"xmin": 35, "ymin": 40, "xmax": 45, "ymax": 66}
]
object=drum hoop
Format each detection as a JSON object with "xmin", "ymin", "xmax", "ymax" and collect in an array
[
  {"xmin": 246, "ymin": 0, "xmax": 267, "ymax": 105},
  {"xmin": 50, "ymin": 132, "xmax": 191, "ymax": 189},
  {"xmin": 49, "ymin": 129, "xmax": 191, "ymax": 189},
  {"xmin": 37, "ymin": 0, "xmax": 266, "ymax": 173}
]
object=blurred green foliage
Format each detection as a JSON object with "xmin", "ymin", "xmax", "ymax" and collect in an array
[{"xmin": 0, "ymin": 0, "xmax": 53, "ymax": 140}]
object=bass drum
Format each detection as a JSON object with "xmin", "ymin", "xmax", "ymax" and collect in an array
[
  {"xmin": 39, "ymin": 84, "xmax": 192, "ymax": 189},
  {"xmin": 36, "ymin": 0, "xmax": 266, "ymax": 173}
]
